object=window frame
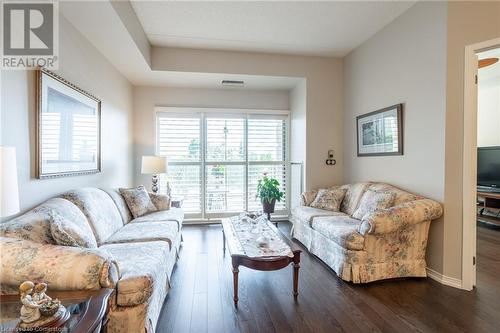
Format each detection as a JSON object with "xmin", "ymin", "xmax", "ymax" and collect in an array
[{"xmin": 156, "ymin": 107, "xmax": 290, "ymax": 220}]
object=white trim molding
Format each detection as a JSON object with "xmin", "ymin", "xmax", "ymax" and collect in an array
[
  {"xmin": 462, "ymin": 37, "xmax": 500, "ymax": 291},
  {"xmin": 426, "ymin": 268, "xmax": 462, "ymax": 289}
]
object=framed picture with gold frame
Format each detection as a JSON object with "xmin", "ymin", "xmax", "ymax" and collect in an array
[{"xmin": 36, "ymin": 68, "xmax": 101, "ymax": 178}]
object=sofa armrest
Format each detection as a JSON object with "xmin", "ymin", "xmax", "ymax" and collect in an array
[
  {"xmin": 300, "ymin": 190, "xmax": 318, "ymax": 206},
  {"xmin": 0, "ymin": 237, "xmax": 119, "ymax": 291},
  {"xmin": 148, "ymin": 192, "xmax": 170, "ymax": 211},
  {"xmin": 358, "ymin": 199, "xmax": 443, "ymax": 235}
]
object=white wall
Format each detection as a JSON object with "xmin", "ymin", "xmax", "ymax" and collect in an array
[
  {"xmin": 444, "ymin": 0, "xmax": 500, "ymax": 280},
  {"xmin": 478, "ymin": 85, "xmax": 500, "ymax": 147},
  {"xmin": 0, "ymin": 16, "xmax": 133, "ymax": 215},
  {"xmin": 151, "ymin": 48, "xmax": 344, "ymax": 190},
  {"xmin": 343, "ymin": 2, "xmax": 447, "ymax": 272},
  {"xmin": 132, "ymin": 86, "xmax": 290, "ymax": 187},
  {"xmin": 290, "ymin": 80, "xmax": 307, "ymax": 165}
]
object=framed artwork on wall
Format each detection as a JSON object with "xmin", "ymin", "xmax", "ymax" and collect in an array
[
  {"xmin": 36, "ymin": 68, "xmax": 101, "ymax": 179},
  {"xmin": 356, "ymin": 103, "xmax": 403, "ymax": 157}
]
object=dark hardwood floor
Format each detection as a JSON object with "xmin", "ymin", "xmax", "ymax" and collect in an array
[{"xmin": 156, "ymin": 222, "xmax": 500, "ymax": 333}]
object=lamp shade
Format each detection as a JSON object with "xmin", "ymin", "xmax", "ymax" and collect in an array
[
  {"xmin": 0, "ymin": 146, "xmax": 20, "ymax": 217},
  {"xmin": 141, "ymin": 156, "xmax": 167, "ymax": 174}
]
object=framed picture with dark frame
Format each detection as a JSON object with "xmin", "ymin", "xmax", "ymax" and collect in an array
[
  {"xmin": 356, "ymin": 103, "xmax": 403, "ymax": 157},
  {"xmin": 36, "ymin": 68, "xmax": 101, "ymax": 179}
]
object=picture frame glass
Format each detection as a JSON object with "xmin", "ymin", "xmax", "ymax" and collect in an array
[
  {"xmin": 357, "ymin": 104, "xmax": 402, "ymax": 156},
  {"xmin": 38, "ymin": 70, "xmax": 101, "ymax": 178}
]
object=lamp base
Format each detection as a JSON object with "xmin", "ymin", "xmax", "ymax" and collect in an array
[
  {"xmin": 151, "ymin": 175, "xmax": 159, "ymax": 193},
  {"xmin": 151, "ymin": 175, "xmax": 171, "ymax": 196}
]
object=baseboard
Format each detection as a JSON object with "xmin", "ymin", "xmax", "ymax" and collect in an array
[{"xmin": 426, "ymin": 267, "xmax": 462, "ymax": 289}]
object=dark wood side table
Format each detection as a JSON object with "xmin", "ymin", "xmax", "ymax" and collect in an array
[
  {"xmin": 221, "ymin": 217, "xmax": 301, "ymax": 307},
  {"xmin": 477, "ymin": 191, "xmax": 500, "ymax": 226},
  {"xmin": 0, "ymin": 288, "xmax": 113, "ymax": 333}
]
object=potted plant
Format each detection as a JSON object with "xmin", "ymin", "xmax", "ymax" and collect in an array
[{"xmin": 256, "ymin": 173, "xmax": 284, "ymax": 219}]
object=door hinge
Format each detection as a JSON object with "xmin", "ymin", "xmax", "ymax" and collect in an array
[
  {"xmin": 475, "ymin": 75, "xmax": 478, "ymax": 84},
  {"xmin": 473, "ymin": 256, "xmax": 476, "ymax": 265}
]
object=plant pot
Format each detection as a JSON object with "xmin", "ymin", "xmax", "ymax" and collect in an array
[{"xmin": 262, "ymin": 198, "xmax": 276, "ymax": 215}]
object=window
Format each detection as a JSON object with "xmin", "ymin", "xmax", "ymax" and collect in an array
[
  {"xmin": 157, "ymin": 114, "xmax": 202, "ymax": 214},
  {"xmin": 156, "ymin": 108, "xmax": 288, "ymax": 218}
]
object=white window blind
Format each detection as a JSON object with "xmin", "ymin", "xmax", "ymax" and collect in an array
[
  {"xmin": 157, "ymin": 110, "xmax": 288, "ymax": 218},
  {"xmin": 157, "ymin": 115, "xmax": 202, "ymax": 214},
  {"xmin": 247, "ymin": 117, "xmax": 287, "ymax": 211},
  {"xmin": 205, "ymin": 116, "xmax": 246, "ymax": 213}
]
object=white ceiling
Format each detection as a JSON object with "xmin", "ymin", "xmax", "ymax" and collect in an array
[
  {"xmin": 130, "ymin": 1, "xmax": 416, "ymax": 57},
  {"xmin": 60, "ymin": 0, "xmax": 301, "ymax": 89}
]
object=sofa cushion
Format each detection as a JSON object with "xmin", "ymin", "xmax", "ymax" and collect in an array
[
  {"xmin": 130, "ymin": 208, "xmax": 184, "ymax": 230},
  {"xmin": 301, "ymin": 190, "xmax": 318, "ymax": 206},
  {"xmin": 119, "ymin": 186, "xmax": 158, "ymax": 218},
  {"xmin": 340, "ymin": 182, "xmax": 372, "ymax": 216},
  {"xmin": 101, "ymin": 188, "xmax": 133, "ymax": 224},
  {"xmin": 0, "ymin": 198, "xmax": 93, "ymax": 245},
  {"xmin": 352, "ymin": 189, "xmax": 396, "ymax": 220},
  {"xmin": 149, "ymin": 192, "xmax": 170, "ymax": 211},
  {"xmin": 103, "ymin": 221, "xmax": 178, "ymax": 250},
  {"xmin": 100, "ymin": 241, "xmax": 170, "ymax": 307},
  {"xmin": 311, "ymin": 216, "xmax": 364, "ymax": 250},
  {"xmin": 50, "ymin": 213, "xmax": 98, "ymax": 248},
  {"xmin": 0, "ymin": 237, "xmax": 119, "ymax": 292},
  {"xmin": 292, "ymin": 206, "xmax": 347, "ymax": 224},
  {"xmin": 366, "ymin": 183, "xmax": 421, "ymax": 206},
  {"xmin": 60, "ymin": 188, "xmax": 123, "ymax": 245},
  {"xmin": 310, "ymin": 188, "xmax": 346, "ymax": 211}
]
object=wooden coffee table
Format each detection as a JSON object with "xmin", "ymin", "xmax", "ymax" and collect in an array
[
  {"xmin": 0, "ymin": 288, "xmax": 113, "ymax": 332},
  {"xmin": 221, "ymin": 215, "xmax": 301, "ymax": 307}
]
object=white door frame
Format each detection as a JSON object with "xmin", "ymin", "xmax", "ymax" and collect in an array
[{"xmin": 462, "ymin": 37, "xmax": 500, "ymax": 291}]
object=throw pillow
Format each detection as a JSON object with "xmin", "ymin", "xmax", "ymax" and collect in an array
[
  {"xmin": 149, "ymin": 192, "xmax": 170, "ymax": 211},
  {"xmin": 301, "ymin": 190, "xmax": 318, "ymax": 206},
  {"xmin": 50, "ymin": 213, "xmax": 98, "ymax": 248},
  {"xmin": 310, "ymin": 188, "xmax": 347, "ymax": 211},
  {"xmin": 119, "ymin": 185, "xmax": 158, "ymax": 218},
  {"xmin": 352, "ymin": 189, "xmax": 396, "ymax": 220}
]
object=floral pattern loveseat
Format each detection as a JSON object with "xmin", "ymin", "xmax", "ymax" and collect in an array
[
  {"xmin": 0, "ymin": 187, "xmax": 183, "ymax": 333},
  {"xmin": 291, "ymin": 182, "xmax": 443, "ymax": 283}
]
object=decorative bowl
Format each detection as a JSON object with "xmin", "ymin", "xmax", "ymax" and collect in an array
[{"xmin": 39, "ymin": 300, "xmax": 61, "ymax": 316}]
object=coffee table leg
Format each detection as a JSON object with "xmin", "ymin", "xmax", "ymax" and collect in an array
[
  {"xmin": 232, "ymin": 264, "xmax": 239, "ymax": 306},
  {"xmin": 292, "ymin": 251, "xmax": 301, "ymax": 298}
]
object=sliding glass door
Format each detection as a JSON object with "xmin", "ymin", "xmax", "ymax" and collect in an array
[{"xmin": 156, "ymin": 108, "xmax": 289, "ymax": 219}]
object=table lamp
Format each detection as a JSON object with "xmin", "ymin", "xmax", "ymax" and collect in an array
[
  {"xmin": 1, "ymin": 146, "xmax": 20, "ymax": 217},
  {"xmin": 141, "ymin": 156, "xmax": 168, "ymax": 194}
]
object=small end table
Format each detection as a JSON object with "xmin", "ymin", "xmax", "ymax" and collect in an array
[{"xmin": 0, "ymin": 288, "xmax": 113, "ymax": 333}]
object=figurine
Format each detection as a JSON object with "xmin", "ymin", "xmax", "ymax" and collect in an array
[
  {"xmin": 17, "ymin": 281, "xmax": 68, "ymax": 330},
  {"xmin": 19, "ymin": 281, "xmax": 41, "ymax": 323},
  {"xmin": 33, "ymin": 282, "xmax": 52, "ymax": 304}
]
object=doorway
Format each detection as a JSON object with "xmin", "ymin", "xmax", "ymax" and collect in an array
[{"xmin": 462, "ymin": 38, "xmax": 500, "ymax": 291}]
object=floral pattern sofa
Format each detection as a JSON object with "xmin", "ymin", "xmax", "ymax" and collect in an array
[
  {"xmin": 291, "ymin": 182, "xmax": 443, "ymax": 283},
  {"xmin": 0, "ymin": 187, "xmax": 183, "ymax": 333}
]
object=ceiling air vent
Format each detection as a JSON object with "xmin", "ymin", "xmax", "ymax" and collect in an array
[{"xmin": 221, "ymin": 80, "xmax": 244, "ymax": 87}]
